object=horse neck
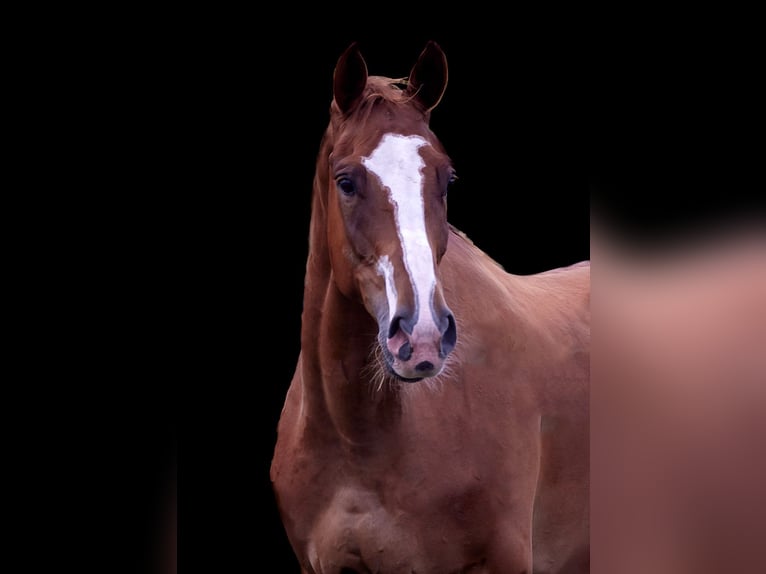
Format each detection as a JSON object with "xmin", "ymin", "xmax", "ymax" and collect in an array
[{"xmin": 297, "ymin": 132, "xmax": 403, "ymax": 443}]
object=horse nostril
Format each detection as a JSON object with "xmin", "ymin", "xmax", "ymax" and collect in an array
[
  {"xmin": 398, "ymin": 341, "xmax": 412, "ymax": 361},
  {"xmin": 388, "ymin": 313, "xmax": 415, "ymax": 338},
  {"xmin": 415, "ymin": 361, "xmax": 434, "ymax": 372},
  {"xmin": 440, "ymin": 313, "xmax": 457, "ymax": 357},
  {"xmin": 388, "ymin": 315, "xmax": 402, "ymax": 338}
]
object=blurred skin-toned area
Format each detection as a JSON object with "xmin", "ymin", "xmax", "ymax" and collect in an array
[{"xmin": 592, "ymin": 218, "xmax": 766, "ymax": 573}]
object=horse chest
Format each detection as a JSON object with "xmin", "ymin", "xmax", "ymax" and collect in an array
[{"xmin": 279, "ymin": 440, "xmax": 498, "ymax": 573}]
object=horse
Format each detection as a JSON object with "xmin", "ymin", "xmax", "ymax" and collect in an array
[{"xmin": 270, "ymin": 41, "xmax": 590, "ymax": 574}]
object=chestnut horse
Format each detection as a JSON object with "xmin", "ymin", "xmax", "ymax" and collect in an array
[{"xmin": 271, "ymin": 42, "xmax": 589, "ymax": 574}]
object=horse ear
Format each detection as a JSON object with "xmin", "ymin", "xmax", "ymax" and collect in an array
[
  {"xmin": 333, "ymin": 42, "xmax": 368, "ymax": 114},
  {"xmin": 406, "ymin": 41, "xmax": 448, "ymax": 113}
]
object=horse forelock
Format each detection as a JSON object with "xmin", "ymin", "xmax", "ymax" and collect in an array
[{"xmin": 331, "ymin": 75, "xmax": 425, "ymax": 129}]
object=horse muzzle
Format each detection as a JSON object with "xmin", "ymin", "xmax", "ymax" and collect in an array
[{"xmin": 384, "ymin": 310, "xmax": 456, "ymax": 381}]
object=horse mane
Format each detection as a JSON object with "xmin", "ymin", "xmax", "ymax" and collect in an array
[
  {"xmin": 363, "ymin": 75, "xmax": 413, "ymax": 104},
  {"xmin": 448, "ymin": 224, "xmax": 509, "ymax": 274},
  {"xmin": 332, "ymin": 75, "xmax": 422, "ymax": 127}
]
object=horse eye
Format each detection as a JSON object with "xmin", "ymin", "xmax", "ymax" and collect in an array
[
  {"xmin": 445, "ymin": 173, "xmax": 458, "ymax": 197},
  {"xmin": 337, "ymin": 177, "xmax": 356, "ymax": 196}
]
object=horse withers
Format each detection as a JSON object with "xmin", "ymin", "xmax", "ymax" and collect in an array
[{"xmin": 271, "ymin": 41, "xmax": 590, "ymax": 574}]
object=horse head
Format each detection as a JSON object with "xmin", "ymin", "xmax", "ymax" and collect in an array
[{"xmin": 325, "ymin": 41, "xmax": 457, "ymax": 382}]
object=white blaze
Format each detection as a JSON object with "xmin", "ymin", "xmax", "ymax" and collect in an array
[
  {"xmin": 376, "ymin": 255, "xmax": 397, "ymax": 320},
  {"xmin": 363, "ymin": 133, "xmax": 437, "ymax": 333}
]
